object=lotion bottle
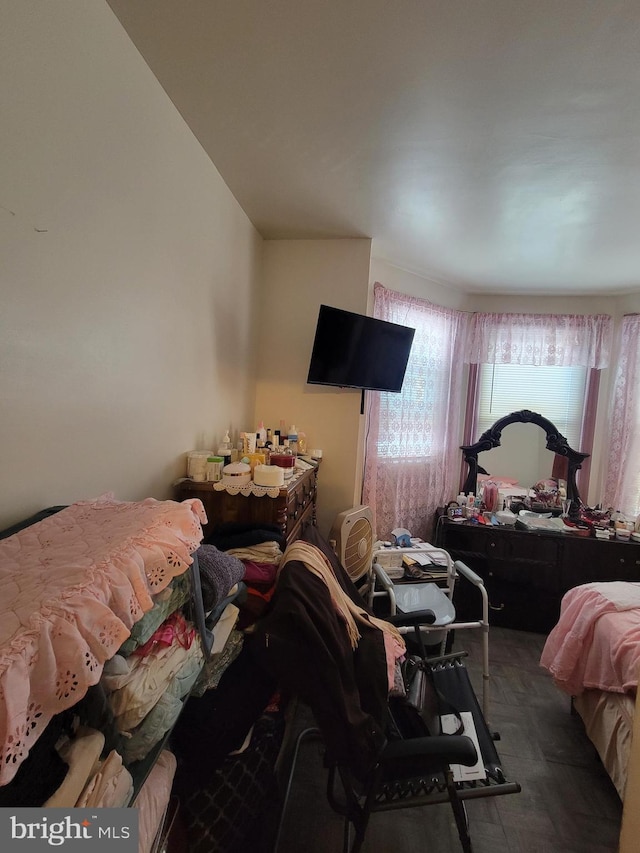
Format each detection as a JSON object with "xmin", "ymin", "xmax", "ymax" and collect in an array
[
  {"xmin": 288, "ymin": 425, "xmax": 299, "ymax": 455},
  {"xmin": 217, "ymin": 430, "xmax": 232, "ymax": 467}
]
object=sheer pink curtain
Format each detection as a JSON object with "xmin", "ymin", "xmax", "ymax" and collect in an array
[
  {"xmin": 603, "ymin": 315, "xmax": 640, "ymax": 515},
  {"xmin": 467, "ymin": 312, "xmax": 612, "ymax": 367},
  {"xmin": 362, "ymin": 284, "xmax": 470, "ymax": 541}
]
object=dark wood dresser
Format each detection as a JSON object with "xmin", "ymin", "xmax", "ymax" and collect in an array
[
  {"xmin": 174, "ymin": 463, "xmax": 319, "ymax": 545},
  {"xmin": 435, "ymin": 516, "xmax": 640, "ymax": 633}
]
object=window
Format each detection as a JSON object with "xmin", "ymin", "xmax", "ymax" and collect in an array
[
  {"xmin": 375, "ymin": 366, "xmax": 440, "ymax": 458},
  {"xmin": 467, "ymin": 362, "xmax": 597, "ymax": 497},
  {"xmin": 363, "ymin": 283, "xmax": 470, "ymax": 540},
  {"xmin": 476, "ymin": 363, "xmax": 589, "ymax": 449},
  {"xmin": 370, "ymin": 290, "xmax": 467, "ymax": 461}
]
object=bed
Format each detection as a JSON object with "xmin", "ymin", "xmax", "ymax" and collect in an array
[{"xmin": 540, "ymin": 581, "xmax": 640, "ymax": 799}]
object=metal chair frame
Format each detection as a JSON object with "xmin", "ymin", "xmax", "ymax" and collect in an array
[{"xmin": 370, "ymin": 547, "xmax": 491, "ymax": 723}]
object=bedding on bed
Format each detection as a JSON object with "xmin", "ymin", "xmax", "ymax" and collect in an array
[
  {"xmin": 540, "ymin": 581, "xmax": 640, "ymax": 696},
  {"xmin": 572, "ymin": 689, "xmax": 635, "ymax": 799},
  {"xmin": 0, "ymin": 495, "xmax": 206, "ymax": 785}
]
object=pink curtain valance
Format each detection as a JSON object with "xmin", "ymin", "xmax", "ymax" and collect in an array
[
  {"xmin": 466, "ymin": 312, "xmax": 612, "ymax": 368},
  {"xmin": 372, "ymin": 281, "xmax": 470, "ymax": 326}
]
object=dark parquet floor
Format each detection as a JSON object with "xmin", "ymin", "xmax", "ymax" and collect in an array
[{"xmin": 274, "ymin": 626, "xmax": 622, "ymax": 853}]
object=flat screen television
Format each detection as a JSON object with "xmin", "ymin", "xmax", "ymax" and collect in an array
[{"xmin": 307, "ymin": 305, "xmax": 415, "ymax": 392}]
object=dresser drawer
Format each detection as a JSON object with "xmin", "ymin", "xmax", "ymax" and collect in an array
[
  {"xmin": 485, "ymin": 556, "xmax": 561, "ymax": 592},
  {"xmin": 286, "ymin": 471, "xmax": 317, "ymax": 530},
  {"xmin": 442, "ymin": 523, "xmax": 561, "ymax": 565},
  {"xmin": 455, "ymin": 576, "xmax": 560, "ymax": 633},
  {"xmin": 562, "ymin": 536, "xmax": 640, "ymax": 588}
]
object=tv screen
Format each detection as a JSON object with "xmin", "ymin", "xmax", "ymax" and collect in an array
[{"xmin": 307, "ymin": 305, "xmax": 415, "ymax": 392}]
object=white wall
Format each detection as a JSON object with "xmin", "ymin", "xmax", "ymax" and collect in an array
[
  {"xmin": 255, "ymin": 239, "xmax": 372, "ymax": 535},
  {"xmin": 0, "ymin": 0, "xmax": 262, "ymax": 529}
]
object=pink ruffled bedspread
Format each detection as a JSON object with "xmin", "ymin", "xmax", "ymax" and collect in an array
[
  {"xmin": 0, "ymin": 495, "xmax": 206, "ymax": 785},
  {"xmin": 540, "ymin": 581, "xmax": 640, "ymax": 697}
]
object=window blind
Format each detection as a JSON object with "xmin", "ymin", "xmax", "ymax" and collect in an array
[{"xmin": 477, "ymin": 363, "xmax": 588, "ymax": 449}]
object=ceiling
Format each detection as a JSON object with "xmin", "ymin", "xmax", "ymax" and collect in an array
[{"xmin": 106, "ymin": 0, "xmax": 640, "ymax": 296}]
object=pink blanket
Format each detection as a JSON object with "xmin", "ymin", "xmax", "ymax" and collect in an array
[
  {"xmin": 540, "ymin": 582, "xmax": 640, "ymax": 697},
  {"xmin": 0, "ymin": 495, "xmax": 206, "ymax": 785}
]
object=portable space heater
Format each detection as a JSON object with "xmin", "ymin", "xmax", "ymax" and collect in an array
[{"xmin": 329, "ymin": 505, "xmax": 374, "ymax": 584}]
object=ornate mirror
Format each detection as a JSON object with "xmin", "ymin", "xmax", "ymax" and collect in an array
[{"xmin": 460, "ymin": 409, "xmax": 590, "ymax": 509}]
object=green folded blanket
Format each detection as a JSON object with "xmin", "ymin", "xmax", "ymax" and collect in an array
[{"xmin": 118, "ymin": 573, "xmax": 190, "ymax": 656}]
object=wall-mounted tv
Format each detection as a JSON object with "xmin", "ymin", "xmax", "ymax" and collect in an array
[{"xmin": 307, "ymin": 305, "xmax": 415, "ymax": 393}]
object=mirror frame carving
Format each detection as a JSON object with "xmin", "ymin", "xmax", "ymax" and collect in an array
[{"xmin": 460, "ymin": 409, "xmax": 590, "ymax": 509}]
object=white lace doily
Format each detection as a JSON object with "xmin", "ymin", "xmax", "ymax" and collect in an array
[{"xmin": 213, "ymin": 481, "xmax": 281, "ymax": 498}]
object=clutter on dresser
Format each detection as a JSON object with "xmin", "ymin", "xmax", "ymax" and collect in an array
[
  {"xmin": 184, "ymin": 423, "xmax": 319, "ymax": 497},
  {"xmin": 446, "ymin": 472, "xmax": 640, "ymax": 539},
  {"xmin": 185, "ymin": 422, "xmax": 314, "ymax": 482}
]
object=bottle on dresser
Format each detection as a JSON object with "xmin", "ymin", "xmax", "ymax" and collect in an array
[
  {"xmin": 217, "ymin": 431, "xmax": 232, "ymax": 467},
  {"xmin": 287, "ymin": 425, "xmax": 299, "ymax": 456}
]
